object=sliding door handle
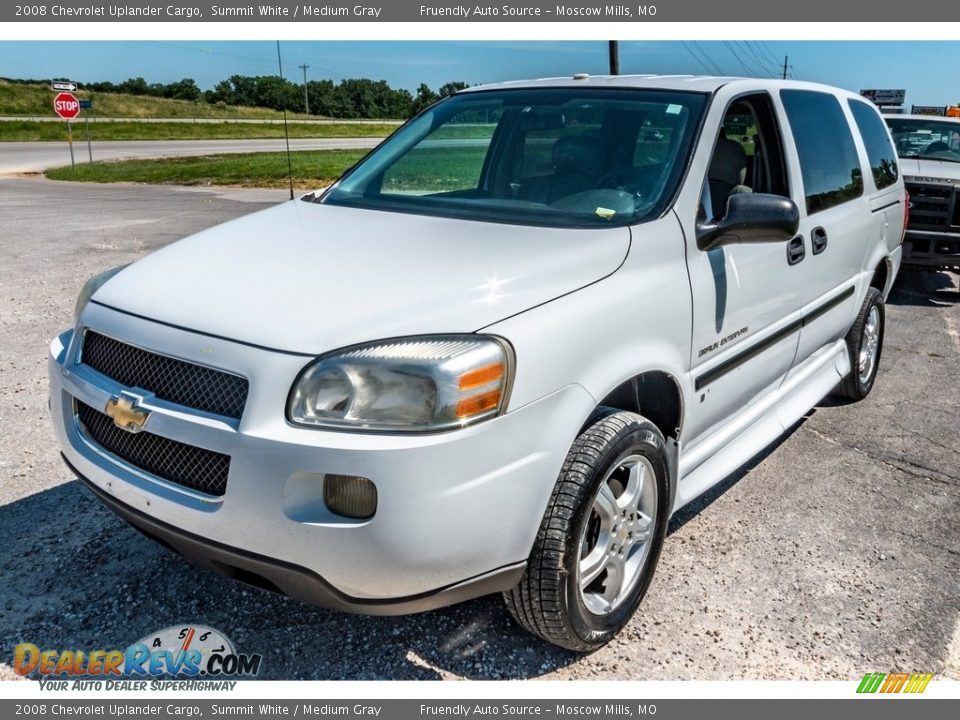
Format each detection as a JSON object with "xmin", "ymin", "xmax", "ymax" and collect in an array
[
  {"xmin": 812, "ymin": 226, "xmax": 828, "ymax": 255},
  {"xmin": 787, "ymin": 235, "xmax": 805, "ymax": 265}
]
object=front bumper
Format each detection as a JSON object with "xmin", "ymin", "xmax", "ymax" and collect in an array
[
  {"xmin": 50, "ymin": 302, "xmax": 596, "ymax": 607},
  {"xmin": 902, "ymin": 230, "xmax": 960, "ymax": 271},
  {"xmin": 65, "ymin": 454, "xmax": 524, "ymax": 614}
]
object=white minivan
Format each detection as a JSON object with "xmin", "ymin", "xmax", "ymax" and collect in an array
[{"xmin": 50, "ymin": 75, "xmax": 906, "ymax": 650}]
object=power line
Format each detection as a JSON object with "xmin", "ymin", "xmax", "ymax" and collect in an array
[
  {"xmin": 754, "ymin": 41, "xmax": 782, "ymax": 68},
  {"xmin": 691, "ymin": 41, "xmax": 727, "ymax": 75},
  {"xmin": 742, "ymin": 42, "xmax": 780, "ymax": 76},
  {"xmin": 680, "ymin": 41, "xmax": 715, "ymax": 75},
  {"xmin": 770, "ymin": 42, "xmax": 791, "ymax": 60},
  {"xmin": 724, "ymin": 41, "xmax": 758, "ymax": 77},
  {"xmin": 737, "ymin": 41, "xmax": 769, "ymax": 75}
]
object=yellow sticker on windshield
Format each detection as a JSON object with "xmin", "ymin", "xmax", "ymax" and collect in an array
[{"xmin": 595, "ymin": 207, "xmax": 616, "ymax": 220}]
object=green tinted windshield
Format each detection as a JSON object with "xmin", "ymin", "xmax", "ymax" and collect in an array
[
  {"xmin": 319, "ymin": 88, "xmax": 707, "ymax": 227},
  {"xmin": 886, "ymin": 118, "xmax": 960, "ymax": 163}
]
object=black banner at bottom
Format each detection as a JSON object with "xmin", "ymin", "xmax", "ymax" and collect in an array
[{"xmin": 1, "ymin": 699, "xmax": 957, "ymax": 720}]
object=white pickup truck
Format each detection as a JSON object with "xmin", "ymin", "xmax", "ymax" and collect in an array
[
  {"xmin": 885, "ymin": 114, "xmax": 960, "ymax": 279},
  {"xmin": 50, "ymin": 75, "xmax": 906, "ymax": 650}
]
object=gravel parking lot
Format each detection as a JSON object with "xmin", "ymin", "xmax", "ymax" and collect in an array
[{"xmin": 1, "ymin": 177, "xmax": 958, "ymax": 681}]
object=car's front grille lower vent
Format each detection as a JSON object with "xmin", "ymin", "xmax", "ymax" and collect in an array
[{"xmin": 77, "ymin": 400, "xmax": 230, "ymax": 497}]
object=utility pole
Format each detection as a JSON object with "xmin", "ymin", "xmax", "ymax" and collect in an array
[
  {"xmin": 608, "ymin": 41, "xmax": 620, "ymax": 75},
  {"xmin": 782, "ymin": 55, "xmax": 789, "ymax": 80},
  {"xmin": 298, "ymin": 63, "xmax": 310, "ymax": 115}
]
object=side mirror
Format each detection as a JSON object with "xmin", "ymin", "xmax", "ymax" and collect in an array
[{"xmin": 696, "ymin": 193, "xmax": 800, "ymax": 252}]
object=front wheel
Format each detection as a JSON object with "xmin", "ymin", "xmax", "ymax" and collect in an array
[
  {"xmin": 503, "ymin": 408, "xmax": 670, "ymax": 651},
  {"xmin": 835, "ymin": 287, "xmax": 885, "ymax": 401}
]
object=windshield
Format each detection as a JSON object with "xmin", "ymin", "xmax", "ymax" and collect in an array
[
  {"xmin": 885, "ymin": 118, "xmax": 960, "ymax": 163},
  {"xmin": 319, "ymin": 88, "xmax": 707, "ymax": 228}
]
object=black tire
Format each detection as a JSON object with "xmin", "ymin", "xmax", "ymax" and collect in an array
[
  {"xmin": 503, "ymin": 407, "xmax": 671, "ymax": 651},
  {"xmin": 835, "ymin": 287, "xmax": 885, "ymax": 401}
]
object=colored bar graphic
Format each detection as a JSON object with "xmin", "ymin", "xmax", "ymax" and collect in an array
[
  {"xmin": 904, "ymin": 673, "xmax": 934, "ymax": 693},
  {"xmin": 884, "ymin": 672, "xmax": 909, "ymax": 693},
  {"xmin": 857, "ymin": 671, "xmax": 932, "ymax": 694},
  {"xmin": 857, "ymin": 672, "xmax": 886, "ymax": 693}
]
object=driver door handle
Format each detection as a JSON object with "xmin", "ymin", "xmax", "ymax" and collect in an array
[{"xmin": 787, "ymin": 235, "xmax": 805, "ymax": 265}]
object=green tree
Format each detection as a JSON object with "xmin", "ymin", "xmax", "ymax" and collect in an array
[
  {"xmin": 438, "ymin": 81, "xmax": 469, "ymax": 97},
  {"xmin": 410, "ymin": 83, "xmax": 439, "ymax": 115}
]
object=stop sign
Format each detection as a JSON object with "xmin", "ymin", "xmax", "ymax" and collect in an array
[{"xmin": 53, "ymin": 92, "xmax": 81, "ymax": 120}]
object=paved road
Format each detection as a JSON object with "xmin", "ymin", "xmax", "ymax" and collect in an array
[
  {"xmin": 0, "ymin": 177, "xmax": 957, "ymax": 681},
  {"xmin": 0, "ymin": 138, "xmax": 383, "ymax": 174}
]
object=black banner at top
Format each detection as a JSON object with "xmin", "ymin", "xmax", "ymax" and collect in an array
[{"xmin": 4, "ymin": 0, "xmax": 959, "ymax": 22}]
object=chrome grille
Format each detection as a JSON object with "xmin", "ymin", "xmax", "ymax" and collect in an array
[
  {"xmin": 905, "ymin": 182, "xmax": 957, "ymax": 231},
  {"xmin": 77, "ymin": 400, "xmax": 230, "ymax": 497},
  {"xmin": 80, "ymin": 331, "xmax": 248, "ymax": 420}
]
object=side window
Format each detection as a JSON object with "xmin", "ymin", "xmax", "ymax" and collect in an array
[
  {"xmin": 704, "ymin": 93, "xmax": 789, "ymax": 221},
  {"xmin": 780, "ymin": 90, "xmax": 864, "ymax": 214},
  {"xmin": 848, "ymin": 100, "xmax": 899, "ymax": 190}
]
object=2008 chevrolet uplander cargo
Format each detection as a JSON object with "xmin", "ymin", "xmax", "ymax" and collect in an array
[{"xmin": 50, "ymin": 75, "xmax": 906, "ymax": 650}]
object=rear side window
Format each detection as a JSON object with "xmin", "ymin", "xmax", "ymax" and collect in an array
[
  {"xmin": 848, "ymin": 100, "xmax": 899, "ymax": 190},
  {"xmin": 780, "ymin": 90, "xmax": 864, "ymax": 214}
]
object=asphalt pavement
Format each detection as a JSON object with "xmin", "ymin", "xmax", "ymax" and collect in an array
[
  {"xmin": 0, "ymin": 177, "xmax": 957, "ymax": 681},
  {"xmin": 0, "ymin": 138, "xmax": 383, "ymax": 174}
]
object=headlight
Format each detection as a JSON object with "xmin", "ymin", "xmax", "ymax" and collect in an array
[
  {"xmin": 288, "ymin": 335, "xmax": 514, "ymax": 432},
  {"xmin": 74, "ymin": 265, "xmax": 128, "ymax": 325}
]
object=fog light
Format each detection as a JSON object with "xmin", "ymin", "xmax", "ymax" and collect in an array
[{"xmin": 323, "ymin": 474, "xmax": 377, "ymax": 519}]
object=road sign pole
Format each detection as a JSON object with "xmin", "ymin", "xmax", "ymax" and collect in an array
[
  {"xmin": 84, "ymin": 110, "xmax": 93, "ymax": 163},
  {"xmin": 53, "ymin": 92, "xmax": 81, "ymax": 169},
  {"xmin": 67, "ymin": 120, "xmax": 75, "ymax": 170},
  {"xmin": 77, "ymin": 98, "xmax": 94, "ymax": 163}
]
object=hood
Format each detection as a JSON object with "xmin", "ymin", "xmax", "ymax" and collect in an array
[
  {"xmin": 92, "ymin": 200, "xmax": 630, "ymax": 355},
  {"xmin": 901, "ymin": 157, "xmax": 960, "ymax": 181}
]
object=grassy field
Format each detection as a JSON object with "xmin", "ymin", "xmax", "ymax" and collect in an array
[
  {"xmin": 0, "ymin": 80, "xmax": 401, "ymax": 142},
  {"xmin": 43, "ymin": 139, "xmax": 494, "ymax": 190},
  {"xmin": 0, "ymin": 120, "xmax": 396, "ymax": 142},
  {"xmin": 44, "ymin": 150, "xmax": 368, "ymax": 188},
  {"xmin": 0, "ymin": 80, "xmax": 317, "ymax": 120}
]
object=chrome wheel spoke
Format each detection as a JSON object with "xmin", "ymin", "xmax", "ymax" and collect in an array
[
  {"xmin": 579, "ymin": 546, "xmax": 610, "ymax": 589},
  {"xmin": 633, "ymin": 512, "xmax": 653, "ymax": 542},
  {"xmin": 594, "ymin": 482, "xmax": 619, "ymax": 525},
  {"xmin": 616, "ymin": 461, "xmax": 644, "ymax": 512},
  {"xmin": 601, "ymin": 552, "xmax": 627, "ymax": 606}
]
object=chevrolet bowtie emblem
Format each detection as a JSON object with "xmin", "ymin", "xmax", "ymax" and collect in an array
[{"xmin": 104, "ymin": 395, "xmax": 150, "ymax": 433}]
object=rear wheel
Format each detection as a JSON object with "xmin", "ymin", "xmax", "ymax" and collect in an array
[
  {"xmin": 835, "ymin": 287, "xmax": 885, "ymax": 401},
  {"xmin": 503, "ymin": 408, "xmax": 670, "ymax": 651}
]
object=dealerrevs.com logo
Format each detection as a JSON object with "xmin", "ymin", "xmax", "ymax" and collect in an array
[{"xmin": 14, "ymin": 625, "xmax": 262, "ymax": 690}]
